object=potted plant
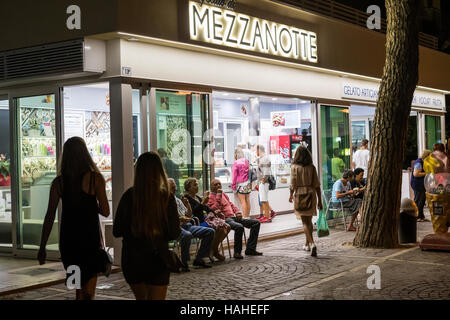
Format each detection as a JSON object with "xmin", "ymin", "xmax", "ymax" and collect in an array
[{"xmin": 0, "ymin": 154, "xmax": 11, "ymax": 186}]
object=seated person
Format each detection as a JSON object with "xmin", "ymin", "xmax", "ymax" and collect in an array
[
  {"xmin": 184, "ymin": 178, "xmax": 230, "ymax": 262},
  {"xmin": 332, "ymin": 170, "xmax": 362, "ymax": 232},
  {"xmin": 169, "ymin": 179, "xmax": 214, "ymax": 270},
  {"xmin": 207, "ymin": 179, "xmax": 262, "ymax": 259},
  {"xmin": 351, "ymin": 168, "xmax": 367, "ymax": 199}
]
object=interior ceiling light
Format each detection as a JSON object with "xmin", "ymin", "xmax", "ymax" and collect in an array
[
  {"xmin": 176, "ymin": 91, "xmax": 191, "ymax": 95},
  {"xmin": 223, "ymin": 93, "xmax": 229, "ymax": 96},
  {"xmin": 127, "ymin": 37, "xmax": 139, "ymax": 41},
  {"xmin": 272, "ymin": 98, "xmax": 278, "ymax": 101}
]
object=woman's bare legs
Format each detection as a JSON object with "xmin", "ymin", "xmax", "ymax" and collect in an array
[
  {"xmin": 210, "ymin": 225, "xmax": 230, "ymax": 257},
  {"xmin": 130, "ymin": 283, "xmax": 168, "ymax": 300},
  {"xmin": 76, "ymin": 276, "xmax": 98, "ymax": 300},
  {"xmin": 238, "ymin": 193, "xmax": 250, "ymax": 218},
  {"xmin": 300, "ymin": 216, "xmax": 315, "ymax": 247},
  {"xmin": 262, "ymin": 202, "xmax": 270, "ymax": 218}
]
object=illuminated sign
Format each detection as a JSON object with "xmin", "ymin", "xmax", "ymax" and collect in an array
[
  {"xmin": 189, "ymin": 1, "xmax": 318, "ymax": 63},
  {"xmin": 342, "ymin": 81, "xmax": 445, "ymax": 109}
]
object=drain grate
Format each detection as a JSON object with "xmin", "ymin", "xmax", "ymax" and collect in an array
[{"xmin": 9, "ymin": 268, "xmax": 60, "ymax": 276}]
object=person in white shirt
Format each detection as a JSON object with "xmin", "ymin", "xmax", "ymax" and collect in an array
[{"xmin": 352, "ymin": 139, "xmax": 370, "ymax": 179}]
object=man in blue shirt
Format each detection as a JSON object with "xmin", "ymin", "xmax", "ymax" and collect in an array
[{"xmin": 332, "ymin": 170, "xmax": 362, "ymax": 231}]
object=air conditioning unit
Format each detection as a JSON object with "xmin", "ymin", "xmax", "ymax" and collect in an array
[{"xmin": 0, "ymin": 38, "xmax": 105, "ymax": 86}]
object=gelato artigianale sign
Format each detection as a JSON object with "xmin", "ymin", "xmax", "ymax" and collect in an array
[{"xmin": 189, "ymin": 1, "xmax": 318, "ymax": 63}]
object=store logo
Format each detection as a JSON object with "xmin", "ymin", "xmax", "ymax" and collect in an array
[
  {"xmin": 66, "ymin": 5, "xmax": 81, "ymax": 30},
  {"xmin": 200, "ymin": 0, "xmax": 236, "ymax": 10},
  {"xmin": 366, "ymin": 5, "xmax": 381, "ymax": 30},
  {"xmin": 189, "ymin": 1, "xmax": 318, "ymax": 63}
]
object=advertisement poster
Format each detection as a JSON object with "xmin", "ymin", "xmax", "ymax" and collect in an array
[
  {"xmin": 64, "ymin": 112, "xmax": 85, "ymax": 141},
  {"xmin": 270, "ymin": 135, "xmax": 291, "ymax": 160},
  {"xmin": 270, "ymin": 110, "xmax": 301, "ymax": 128}
]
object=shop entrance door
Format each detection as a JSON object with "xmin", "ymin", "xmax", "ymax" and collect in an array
[
  {"xmin": 10, "ymin": 88, "xmax": 62, "ymax": 259},
  {"xmin": 0, "ymin": 95, "xmax": 12, "ymax": 252},
  {"xmin": 154, "ymin": 89, "xmax": 212, "ymax": 195},
  {"xmin": 319, "ymin": 105, "xmax": 351, "ymax": 191}
]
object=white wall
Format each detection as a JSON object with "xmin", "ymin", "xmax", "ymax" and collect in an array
[{"xmin": 116, "ymin": 39, "xmax": 447, "ymax": 108}]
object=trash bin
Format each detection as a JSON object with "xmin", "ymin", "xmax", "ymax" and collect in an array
[{"xmin": 398, "ymin": 198, "xmax": 418, "ymax": 243}]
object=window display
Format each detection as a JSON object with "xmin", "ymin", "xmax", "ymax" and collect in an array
[
  {"xmin": 64, "ymin": 84, "xmax": 113, "ymax": 218},
  {"xmin": 17, "ymin": 95, "xmax": 58, "ymax": 250},
  {"xmin": 212, "ymin": 92, "xmax": 312, "ymax": 193}
]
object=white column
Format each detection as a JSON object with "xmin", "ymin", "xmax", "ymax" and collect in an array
[{"xmin": 110, "ymin": 79, "xmax": 134, "ymax": 266}]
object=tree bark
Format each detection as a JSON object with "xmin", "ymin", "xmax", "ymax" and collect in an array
[{"xmin": 353, "ymin": 0, "xmax": 419, "ymax": 248}]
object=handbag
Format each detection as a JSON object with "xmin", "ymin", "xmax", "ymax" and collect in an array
[
  {"xmin": 98, "ymin": 223, "xmax": 113, "ymax": 277},
  {"xmin": 295, "ymin": 191, "xmax": 313, "ymax": 211},
  {"xmin": 159, "ymin": 246, "xmax": 184, "ymax": 273},
  {"xmin": 268, "ymin": 175, "xmax": 276, "ymax": 190},
  {"xmin": 248, "ymin": 165, "xmax": 258, "ymax": 183}
]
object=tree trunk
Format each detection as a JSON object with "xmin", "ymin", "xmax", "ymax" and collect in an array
[{"xmin": 353, "ymin": 0, "xmax": 419, "ymax": 248}]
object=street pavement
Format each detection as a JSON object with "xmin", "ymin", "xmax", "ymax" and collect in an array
[{"xmin": 1, "ymin": 217, "xmax": 449, "ymax": 300}]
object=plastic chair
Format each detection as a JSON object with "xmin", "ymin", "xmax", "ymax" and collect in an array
[{"xmin": 322, "ymin": 189, "xmax": 349, "ymax": 230}]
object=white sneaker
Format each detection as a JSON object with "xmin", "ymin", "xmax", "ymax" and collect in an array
[{"xmin": 302, "ymin": 245, "xmax": 311, "ymax": 251}]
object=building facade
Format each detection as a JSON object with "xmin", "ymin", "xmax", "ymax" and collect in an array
[{"xmin": 0, "ymin": 0, "xmax": 448, "ymax": 263}]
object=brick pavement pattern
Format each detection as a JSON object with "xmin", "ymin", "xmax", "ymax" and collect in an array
[{"xmin": 1, "ymin": 218, "xmax": 449, "ymax": 300}]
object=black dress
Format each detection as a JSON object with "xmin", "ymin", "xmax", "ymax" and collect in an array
[
  {"xmin": 113, "ymin": 188, "xmax": 181, "ymax": 286},
  {"xmin": 59, "ymin": 173, "xmax": 106, "ymax": 286}
]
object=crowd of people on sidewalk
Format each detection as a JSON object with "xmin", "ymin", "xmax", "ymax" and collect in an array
[{"xmin": 37, "ymin": 135, "xmax": 447, "ymax": 300}]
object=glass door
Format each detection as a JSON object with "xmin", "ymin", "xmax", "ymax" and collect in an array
[
  {"xmin": 425, "ymin": 115, "xmax": 442, "ymax": 150},
  {"xmin": 0, "ymin": 96, "xmax": 11, "ymax": 251},
  {"xmin": 320, "ymin": 105, "xmax": 351, "ymax": 191},
  {"xmin": 155, "ymin": 89, "xmax": 211, "ymax": 195},
  {"xmin": 12, "ymin": 92, "xmax": 60, "ymax": 256}
]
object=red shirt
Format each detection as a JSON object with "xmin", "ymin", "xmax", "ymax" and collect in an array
[{"xmin": 207, "ymin": 192, "xmax": 240, "ymax": 218}]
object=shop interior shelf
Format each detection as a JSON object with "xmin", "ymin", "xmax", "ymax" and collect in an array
[
  {"xmin": 23, "ymin": 156, "xmax": 55, "ymax": 159},
  {"xmin": 22, "ymin": 136, "xmax": 55, "ymax": 139}
]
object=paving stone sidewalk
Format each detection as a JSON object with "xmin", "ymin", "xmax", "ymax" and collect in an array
[{"xmin": 1, "ymin": 217, "xmax": 448, "ymax": 300}]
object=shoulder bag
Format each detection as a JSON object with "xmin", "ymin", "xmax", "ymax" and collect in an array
[{"xmin": 293, "ymin": 166, "xmax": 314, "ymax": 211}]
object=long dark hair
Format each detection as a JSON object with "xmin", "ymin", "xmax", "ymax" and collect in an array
[
  {"xmin": 131, "ymin": 152, "xmax": 170, "ymax": 240},
  {"xmin": 59, "ymin": 137, "xmax": 100, "ymax": 192},
  {"xmin": 293, "ymin": 146, "xmax": 313, "ymax": 166}
]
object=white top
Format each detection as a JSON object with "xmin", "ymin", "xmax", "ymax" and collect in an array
[{"xmin": 353, "ymin": 149, "xmax": 370, "ymax": 178}]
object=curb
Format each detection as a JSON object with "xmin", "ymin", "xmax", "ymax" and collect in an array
[
  {"xmin": 0, "ymin": 267, "xmax": 122, "ymax": 298},
  {"xmin": 0, "ymin": 228, "xmax": 305, "ymax": 297}
]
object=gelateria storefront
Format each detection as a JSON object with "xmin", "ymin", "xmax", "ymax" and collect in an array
[{"xmin": 0, "ymin": 0, "xmax": 448, "ymax": 261}]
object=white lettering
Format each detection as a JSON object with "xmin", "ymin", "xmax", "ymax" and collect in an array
[
  {"xmin": 189, "ymin": 1, "xmax": 318, "ymax": 63},
  {"xmin": 66, "ymin": 265, "xmax": 81, "ymax": 289},
  {"xmin": 66, "ymin": 5, "xmax": 81, "ymax": 30},
  {"xmin": 212, "ymin": 8, "xmax": 223, "ymax": 42},
  {"xmin": 367, "ymin": 265, "xmax": 381, "ymax": 289},
  {"xmin": 366, "ymin": 5, "xmax": 381, "ymax": 30}
]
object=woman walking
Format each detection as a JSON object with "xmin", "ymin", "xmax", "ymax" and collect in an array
[
  {"xmin": 184, "ymin": 178, "xmax": 231, "ymax": 262},
  {"xmin": 232, "ymin": 147, "xmax": 252, "ymax": 218},
  {"xmin": 38, "ymin": 137, "xmax": 111, "ymax": 300},
  {"xmin": 113, "ymin": 152, "xmax": 181, "ymax": 300},
  {"xmin": 289, "ymin": 146, "xmax": 322, "ymax": 257}
]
